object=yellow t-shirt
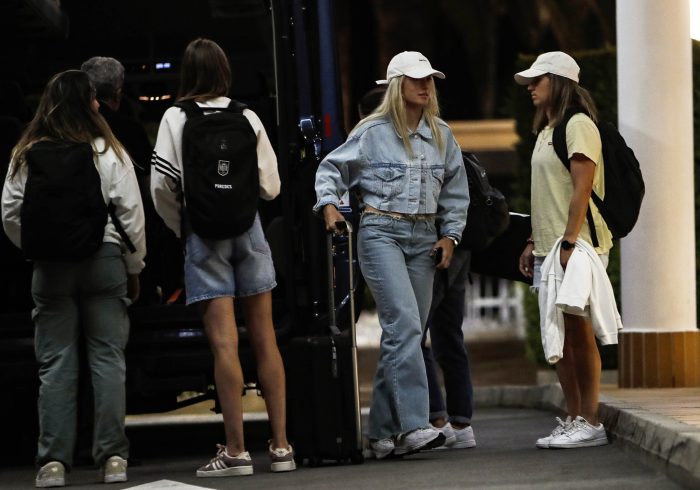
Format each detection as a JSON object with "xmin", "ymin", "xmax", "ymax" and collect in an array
[{"xmin": 530, "ymin": 113, "xmax": 613, "ymax": 257}]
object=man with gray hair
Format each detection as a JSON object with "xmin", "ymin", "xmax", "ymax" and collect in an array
[
  {"xmin": 81, "ymin": 56, "xmax": 125, "ymax": 112},
  {"xmin": 81, "ymin": 56, "xmax": 150, "ymax": 172},
  {"xmin": 81, "ymin": 56, "xmax": 166, "ymax": 305}
]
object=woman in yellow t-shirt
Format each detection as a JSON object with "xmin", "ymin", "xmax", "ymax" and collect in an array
[{"xmin": 514, "ymin": 52, "xmax": 611, "ymax": 450}]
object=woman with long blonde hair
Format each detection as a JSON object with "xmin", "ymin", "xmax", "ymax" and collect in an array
[{"xmin": 315, "ymin": 51, "xmax": 468, "ymax": 459}]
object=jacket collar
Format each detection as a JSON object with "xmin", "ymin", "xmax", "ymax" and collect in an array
[{"xmin": 395, "ymin": 115, "xmax": 433, "ymax": 140}]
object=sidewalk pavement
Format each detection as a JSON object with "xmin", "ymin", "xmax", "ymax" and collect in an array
[{"xmin": 475, "ymin": 384, "xmax": 700, "ymax": 489}]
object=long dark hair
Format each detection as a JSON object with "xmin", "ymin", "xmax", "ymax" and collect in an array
[
  {"xmin": 533, "ymin": 74, "xmax": 599, "ymax": 133},
  {"xmin": 10, "ymin": 70, "xmax": 125, "ymax": 179},
  {"xmin": 177, "ymin": 38, "xmax": 232, "ymax": 102}
]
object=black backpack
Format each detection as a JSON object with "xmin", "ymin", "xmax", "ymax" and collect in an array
[
  {"xmin": 552, "ymin": 111, "xmax": 645, "ymax": 246},
  {"xmin": 459, "ymin": 152, "xmax": 510, "ymax": 251},
  {"xmin": 175, "ymin": 100, "xmax": 259, "ymax": 240},
  {"xmin": 20, "ymin": 141, "xmax": 134, "ymax": 261}
]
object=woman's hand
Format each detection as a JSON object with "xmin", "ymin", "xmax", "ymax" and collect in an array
[
  {"xmin": 322, "ymin": 204, "xmax": 346, "ymax": 234},
  {"xmin": 431, "ymin": 237, "xmax": 455, "ymax": 270},
  {"xmin": 127, "ymin": 274, "xmax": 140, "ymax": 303},
  {"xmin": 519, "ymin": 243, "xmax": 534, "ymax": 278},
  {"xmin": 559, "ymin": 247, "xmax": 574, "ymax": 270}
]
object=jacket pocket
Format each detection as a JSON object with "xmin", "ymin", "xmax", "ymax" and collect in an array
[{"xmin": 373, "ymin": 165, "xmax": 404, "ymax": 200}]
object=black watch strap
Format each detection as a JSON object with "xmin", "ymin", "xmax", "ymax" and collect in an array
[{"xmin": 561, "ymin": 240, "xmax": 575, "ymax": 250}]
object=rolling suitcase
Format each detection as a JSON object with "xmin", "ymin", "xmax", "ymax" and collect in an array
[{"xmin": 286, "ymin": 222, "xmax": 364, "ymax": 465}]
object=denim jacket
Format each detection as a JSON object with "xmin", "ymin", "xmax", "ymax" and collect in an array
[{"xmin": 313, "ymin": 116, "xmax": 468, "ymax": 240}]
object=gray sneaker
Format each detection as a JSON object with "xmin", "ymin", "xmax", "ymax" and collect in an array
[
  {"xmin": 394, "ymin": 427, "xmax": 445, "ymax": 455},
  {"xmin": 101, "ymin": 455, "xmax": 127, "ymax": 483},
  {"xmin": 269, "ymin": 444, "xmax": 297, "ymax": 472},
  {"xmin": 35, "ymin": 461, "xmax": 65, "ymax": 488},
  {"xmin": 196, "ymin": 445, "xmax": 254, "ymax": 477}
]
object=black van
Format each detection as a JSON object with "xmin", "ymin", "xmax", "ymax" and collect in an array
[{"xmin": 0, "ymin": 0, "xmax": 361, "ymax": 464}]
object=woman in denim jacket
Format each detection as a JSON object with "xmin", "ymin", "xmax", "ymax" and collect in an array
[{"xmin": 314, "ymin": 51, "xmax": 468, "ymax": 459}]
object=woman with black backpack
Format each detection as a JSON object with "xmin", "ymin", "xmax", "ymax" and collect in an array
[
  {"xmin": 515, "ymin": 51, "xmax": 621, "ymax": 450},
  {"xmin": 151, "ymin": 38, "xmax": 295, "ymax": 477},
  {"xmin": 1, "ymin": 69, "xmax": 145, "ymax": 487}
]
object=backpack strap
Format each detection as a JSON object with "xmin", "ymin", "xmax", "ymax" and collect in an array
[
  {"xmin": 174, "ymin": 99, "xmax": 248, "ymax": 118},
  {"xmin": 227, "ymin": 99, "xmax": 248, "ymax": 114},
  {"xmin": 107, "ymin": 202, "xmax": 137, "ymax": 253},
  {"xmin": 174, "ymin": 100, "xmax": 204, "ymax": 119},
  {"xmin": 551, "ymin": 109, "xmax": 599, "ymax": 248},
  {"xmin": 551, "ymin": 109, "xmax": 579, "ymax": 170}
]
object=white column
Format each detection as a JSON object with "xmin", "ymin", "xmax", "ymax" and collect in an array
[{"xmin": 617, "ymin": 0, "xmax": 696, "ymax": 332}]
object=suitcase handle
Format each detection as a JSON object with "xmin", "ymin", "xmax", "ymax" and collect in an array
[
  {"xmin": 326, "ymin": 220, "xmax": 362, "ymax": 451},
  {"xmin": 326, "ymin": 221, "xmax": 354, "ymax": 336}
]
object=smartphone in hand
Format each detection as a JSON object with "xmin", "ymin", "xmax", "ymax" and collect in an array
[{"xmin": 432, "ymin": 247, "xmax": 443, "ymax": 265}]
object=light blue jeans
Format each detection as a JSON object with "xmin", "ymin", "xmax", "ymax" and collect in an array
[
  {"xmin": 358, "ymin": 213, "xmax": 437, "ymax": 440},
  {"xmin": 32, "ymin": 243, "xmax": 130, "ymax": 469}
]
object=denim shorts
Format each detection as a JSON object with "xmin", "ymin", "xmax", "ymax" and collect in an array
[{"xmin": 184, "ymin": 214, "xmax": 276, "ymax": 304}]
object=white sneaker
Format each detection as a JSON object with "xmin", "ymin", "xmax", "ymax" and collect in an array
[
  {"xmin": 536, "ymin": 416, "xmax": 571, "ymax": 449},
  {"xmin": 35, "ymin": 461, "xmax": 65, "ymax": 488},
  {"xmin": 548, "ymin": 416, "xmax": 608, "ymax": 449},
  {"xmin": 428, "ymin": 423, "xmax": 456, "ymax": 450},
  {"xmin": 101, "ymin": 455, "xmax": 127, "ymax": 483},
  {"xmin": 370, "ymin": 437, "xmax": 395, "ymax": 459},
  {"xmin": 394, "ymin": 427, "xmax": 445, "ymax": 455},
  {"xmin": 450, "ymin": 425, "xmax": 476, "ymax": 449}
]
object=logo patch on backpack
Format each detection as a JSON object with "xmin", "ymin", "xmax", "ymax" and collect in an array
[{"xmin": 218, "ymin": 160, "xmax": 230, "ymax": 176}]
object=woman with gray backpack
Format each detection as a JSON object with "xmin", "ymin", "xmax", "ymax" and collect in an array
[{"xmin": 1, "ymin": 69, "xmax": 146, "ymax": 487}]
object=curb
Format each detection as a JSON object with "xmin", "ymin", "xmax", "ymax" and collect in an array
[{"xmin": 475, "ymin": 384, "xmax": 700, "ymax": 489}]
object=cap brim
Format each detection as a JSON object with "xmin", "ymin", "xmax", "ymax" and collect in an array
[
  {"xmin": 376, "ymin": 68, "xmax": 445, "ymax": 85},
  {"xmin": 404, "ymin": 68, "xmax": 445, "ymax": 80},
  {"xmin": 514, "ymin": 68, "xmax": 546, "ymax": 85}
]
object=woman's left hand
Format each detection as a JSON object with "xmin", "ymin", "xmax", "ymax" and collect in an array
[
  {"xmin": 431, "ymin": 237, "xmax": 455, "ymax": 270},
  {"xmin": 559, "ymin": 247, "xmax": 574, "ymax": 270}
]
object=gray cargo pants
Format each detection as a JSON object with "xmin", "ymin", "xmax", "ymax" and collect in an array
[{"xmin": 32, "ymin": 243, "xmax": 130, "ymax": 469}]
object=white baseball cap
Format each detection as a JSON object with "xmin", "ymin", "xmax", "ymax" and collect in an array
[
  {"xmin": 514, "ymin": 51, "xmax": 580, "ymax": 85},
  {"xmin": 376, "ymin": 51, "xmax": 445, "ymax": 85}
]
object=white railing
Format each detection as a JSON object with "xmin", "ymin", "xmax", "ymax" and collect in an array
[
  {"xmin": 356, "ymin": 275, "xmax": 526, "ymax": 348},
  {"xmin": 463, "ymin": 275, "xmax": 525, "ymax": 340}
]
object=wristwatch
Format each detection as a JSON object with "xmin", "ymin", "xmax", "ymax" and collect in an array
[
  {"xmin": 446, "ymin": 236, "xmax": 459, "ymax": 247},
  {"xmin": 561, "ymin": 240, "xmax": 575, "ymax": 251}
]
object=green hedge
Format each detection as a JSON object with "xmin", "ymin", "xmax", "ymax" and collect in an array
[{"xmin": 509, "ymin": 43, "xmax": 700, "ymax": 368}]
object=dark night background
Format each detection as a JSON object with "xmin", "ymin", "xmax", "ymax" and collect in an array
[{"xmin": 0, "ymin": 0, "xmax": 617, "ymax": 135}]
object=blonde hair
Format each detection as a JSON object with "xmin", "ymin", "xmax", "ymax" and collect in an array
[
  {"xmin": 357, "ymin": 75, "xmax": 445, "ymax": 157},
  {"xmin": 11, "ymin": 70, "xmax": 127, "ymax": 179},
  {"xmin": 533, "ymin": 74, "xmax": 598, "ymax": 133}
]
